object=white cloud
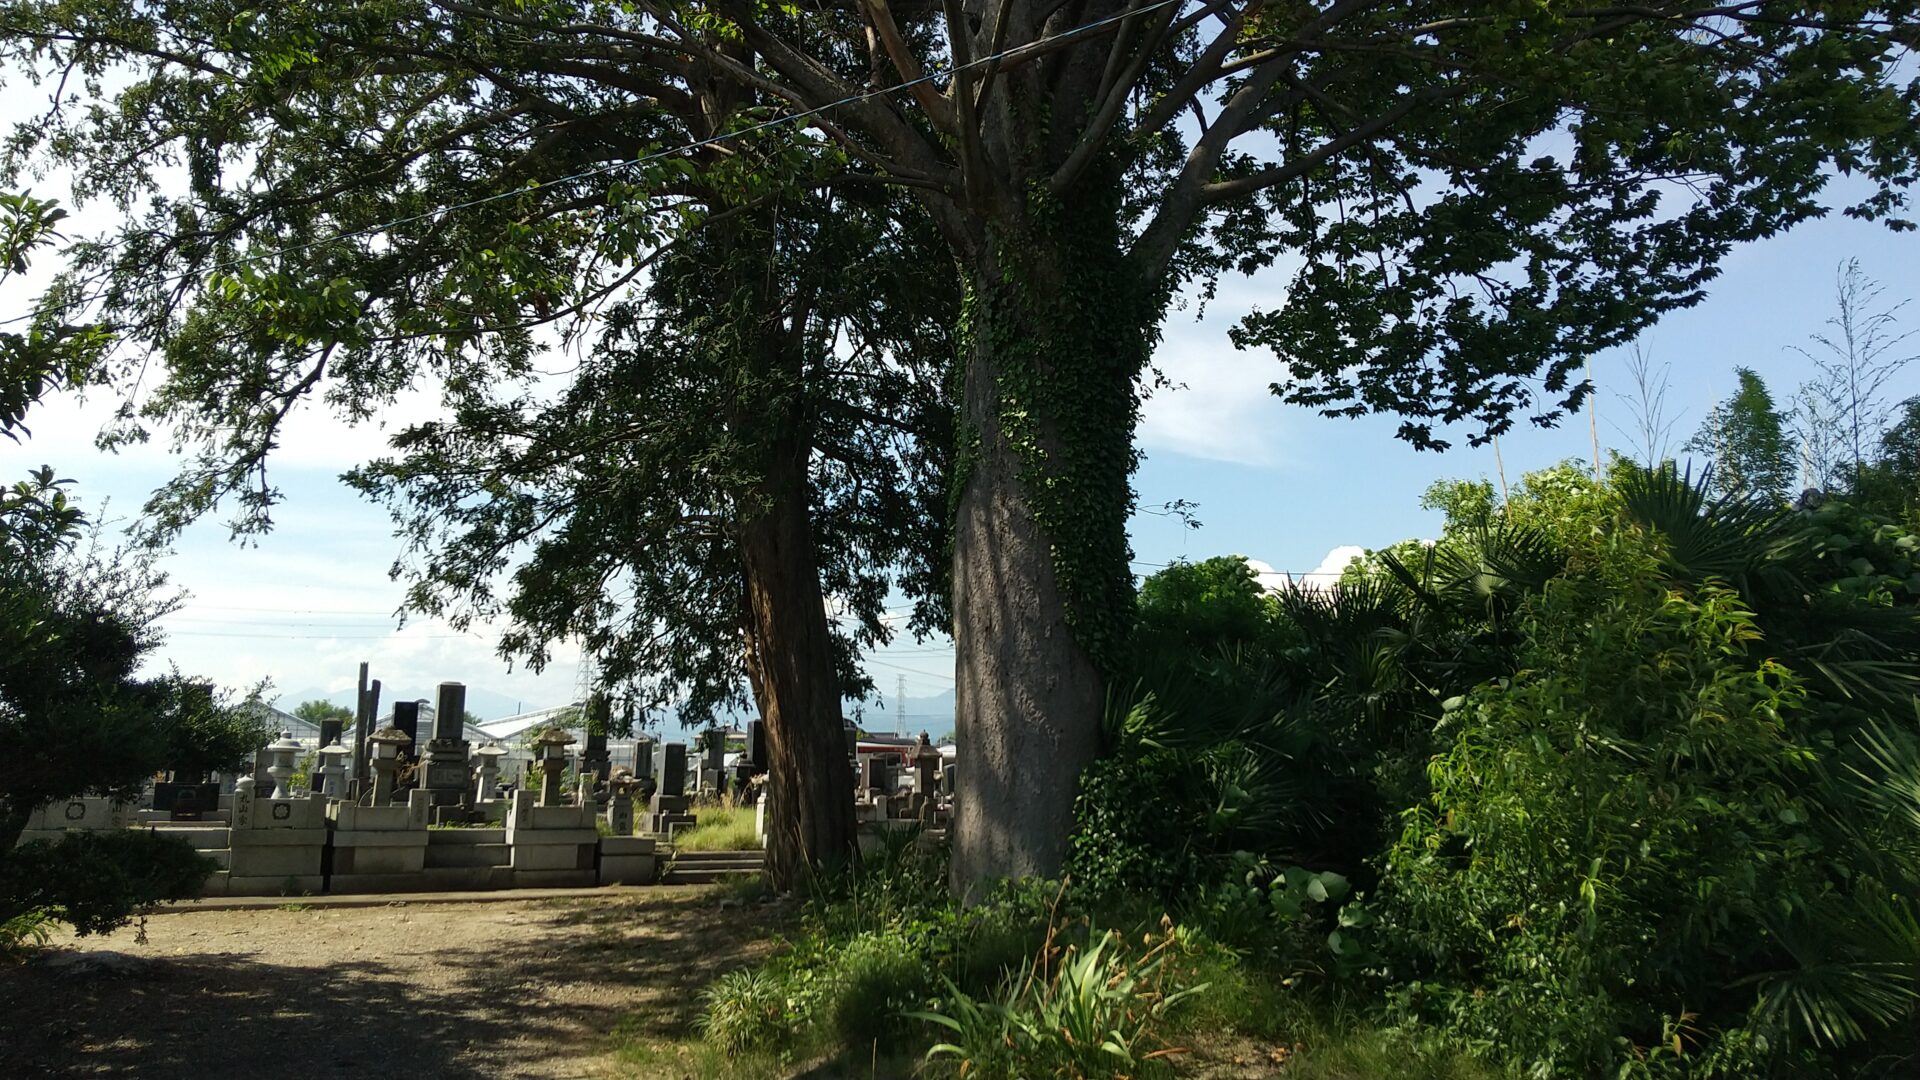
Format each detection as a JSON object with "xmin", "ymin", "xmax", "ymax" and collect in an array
[
  {"xmin": 1139, "ymin": 335, "xmax": 1289, "ymax": 467},
  {"xmin": 1137, "ymin": 263, "xmax": 1304, "ymax": 469},
  {"xmin": 1243, "ymin": 546, "xmax": 1366, "ymax": 594},
  {"xmin": 1305, "ymin": 545, "xmax": 1367, "ymax": 585}
]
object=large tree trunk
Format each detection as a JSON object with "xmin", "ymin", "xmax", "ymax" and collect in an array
[
  {"xmin": 739, "ymin": 444, "xmax": 858, "ymax": 888},
  {"xmin": 949, "ymin": 190, "xmax": 1152, "ymax": 900}
]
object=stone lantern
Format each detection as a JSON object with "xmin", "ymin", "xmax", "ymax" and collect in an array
[
  {"xmin": 914, "ymin": 732, "xmax": 941, "ymax": 795},
  {"xmin": 606, "ymin": 767, "xmax": 639, "ymax": 836},
  {"xmin": 366, "ymin": 725, "xmax": 412, "ymax": 805},
  {"xmin": 473, "ymin": 742, "xmax": 508, "ymax": 802},
  {"xmin": 316, "ymin": 740, "xmax": 352, "ymax": 800},
  {"xmin": 533, "ymin": 725, "xmax": 576, "ymax": 807},
  {"xmin": 265, "ymin": 732, "xmax": 304, "ymax": 799}
]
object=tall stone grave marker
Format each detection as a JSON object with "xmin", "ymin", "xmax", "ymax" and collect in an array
[
  {"xmin": 648, "ymin": 742, "xmax": 694, "ymax": 835},
  {"xmin": 421, "ymin": 682, "xmax": 473, "ymax": 810}
]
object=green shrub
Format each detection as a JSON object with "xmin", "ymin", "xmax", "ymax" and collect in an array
[
  {"xmin": 1383, "ymin": 544, "xmax": 1919, "ymax": 1077},
  {"xmin": 827, "ymin": 931, "xmax": 933, "ymax": 1045},
  {"xmin": 915, "ymin": 920, "xmax": 1208, "ymax": 1079},
  {"xmin": 0, "ymin": 908, "xmax": 56, "ymax": 958},
  {"xmin": 695, "ymin": 968, "xmax": 789, "ymax": 1056},
  {"xmin": 1, "ymin": 829, "xmax": 215, "ymax": 937}
]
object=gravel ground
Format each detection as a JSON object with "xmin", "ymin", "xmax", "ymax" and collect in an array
[{"xmin": 0, "ymin": 887, "xmax": 787, "ymax": 1079}]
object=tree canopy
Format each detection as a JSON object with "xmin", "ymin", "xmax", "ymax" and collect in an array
[
  {"xmin": 6, "ymin": 1, "xmax": 1919, "ymax": 890},
  {"xmin": 1684, "ymin": 366, "xmax": 1795, "ymax": 504}
]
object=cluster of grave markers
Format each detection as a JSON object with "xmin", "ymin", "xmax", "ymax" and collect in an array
[{"xmin": 25, "ymin": 661, "xmax": 956, "ymax": 893}]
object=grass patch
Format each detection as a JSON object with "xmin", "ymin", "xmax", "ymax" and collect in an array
[
  {"xmin": 1279, "ymin": 1024, "xmax": 1508, "ymax": 1080},
  {"xmin": 673, "ymin": 804, "xmax": 761, "ymax": 852},
  {"xmin": 608, "ymin": 1022, "xmax": 790, "ymax": 1080}
]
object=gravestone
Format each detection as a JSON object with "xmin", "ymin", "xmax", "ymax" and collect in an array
[
  {"xmin": 703, "ymin": 728, "xmax": 726, "ymax": 775},
  {"xmin": 420, "ymin": 682, "xmax": 473, "ymax": 808},
  {"xmin": 746, "ymin": 720, "xmax": 767, "ymax": 770},
  {"xmin": 913, "ymin": 733, "xmax": 941, "ymax": 799},
  {"xmin": 582, "ymin": 730, "xmax": 611, "ymax": 805},
  {"xmin": 647, "ymin": 742, "xmax": 694, "ymax": 834},
  {"xmin": 392, "ymin": 700, "xmax": 422, "ymax": 748},
  {"xmin": 582, "ymin": 695, "xmax": 613, "ymax": 789},
  {"xmin": 653, "ymin": 742, "xmax": 687, "ymax": 798},
  {"xmin": 632, "ymin": 737, "xmax": 654, "ymax": 779}
]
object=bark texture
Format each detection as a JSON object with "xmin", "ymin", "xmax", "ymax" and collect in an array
[
  {"xmin": 739, "ymin": 444, "xmax": 858, "ymax": 887},
  {"xmin": 947, "ymin": 210, "xmax": 1148, "ymax": 900}
]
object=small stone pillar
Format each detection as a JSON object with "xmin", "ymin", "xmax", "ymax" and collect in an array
[
  {"xmin": 317, "ymin": 741, "xmax": 351, "ymax": 799},
  {"xmin": 606, "ymin": 770, "xmax": 637, "ymax": 836},
  {"xmin": 367, "ymin": 725, "xmax": 412, "ymax": 805},
  {"xmin": 473, "ymin": 743, "xmax": 507, "ymax": 802},
  {"xmin": 913, "ymin": 732, "xmax": 939, "ymax": 797},
  {"xmin": 533, "ymin": 725, "xmax": 576, "ymax": 807},
  {"xmin": 265, "ymin": 733, "xmax": 304, "ymax": 799}
]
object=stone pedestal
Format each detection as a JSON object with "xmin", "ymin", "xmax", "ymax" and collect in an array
[
  {"xmin": 647, "ymin": 792, "xmax": 695, "ymax": 836},
  {"xmin": 17, "ymin": 797, "xmax": 134, "ymax": 845},
  {"xmin": 153, "ymin": 782, "xmax": 222, "ymax": 821},
  {"xmin": 503, "ymin": 790, "xmax": 597, "ymax": 888},
  {"xmin": 223, "ymin": 780, "xmax": 328, "ymax": 896},
  {"xmin": 329, "ymin": 789, "xmax": 433, "ymax": 892},
  {"xmin": 420, "ymin": 740, "xmax": 473, "ymax": 807},
  {"xmin": 598, "ymin": 836, "xmax": 658, "ymax": 885}
]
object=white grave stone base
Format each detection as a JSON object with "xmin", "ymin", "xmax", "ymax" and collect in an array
[
  {"xmin": 17, "ymin": 797, "xmax": 134, "ymax": 844},
  {"xmin": 224, "ymin": 787, "xmax": 329, "ymax": 894},
  {"xmin": 503, "ymin": 790, "xmax": 598, "ymax": 887},
  {"xmin": 329, "ymin": 789, "xmax": 435, "ymax": 892},
  {"xmin": 598, "ymin": 836, "xmax": 658, "ymax": 885}
]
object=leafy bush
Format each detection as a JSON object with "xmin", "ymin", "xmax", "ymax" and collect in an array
[
  {"xmin": 0, "ymin": 908, "xmax": 56, "ymax": 958},
  {"xmin": 915, "ymin": 918, "xmax": 1208, "ymax": 1079},
  {"xmin": 826, "ymin": 931, "xmax": 933, "ymax": 1046},
  {"xmin": 1, "ymin": 830, "xmax": 215, "ymax": 937},
  {"xmin": 695, "ymin": 969, "xmax": 789, "ymax": 1056},
  {"xmin": 1383, "ymin": 528, "xmax": 1919, "ymax": 1077}
]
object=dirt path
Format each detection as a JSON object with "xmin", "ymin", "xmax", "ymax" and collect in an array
[{"xmin": 0, "ymin": 887, "xmax": 790, "ymax": 1079}]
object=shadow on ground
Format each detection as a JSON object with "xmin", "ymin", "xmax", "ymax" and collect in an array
[{"xmin": 0, "ymin": 891, "xmax": 792, "ymax": 1079}]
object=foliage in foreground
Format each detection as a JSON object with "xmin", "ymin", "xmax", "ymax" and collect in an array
[
  {"xmin": 915, "ymin": 916, "xmax": 1207, "ymax": 1079},
  {"xmin": 1066, "ymin": 463, "xmax": 1920, "ymax": 1077},
  {"xmin": 1, "ymin": 831, "xmax": 214, "ymax": 939}
]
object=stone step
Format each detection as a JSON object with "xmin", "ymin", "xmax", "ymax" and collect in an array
[
  {"xmin": 142, "ymin": 824, "xmax": 231, "ymax": 850},
  {"xmin": 662, "ymin": 849, "xmax": 764, "ymax": 884},
  {"xmin": 135, "ymin": 809, "xmax": 231, "ymax": 825},
  {"xmin": 662, "ymin": 869, "xmax": 764, "ymax": 885},
  {"xmin": 668, "ymin": 850, "xmax": 765, "ymax": 865}
]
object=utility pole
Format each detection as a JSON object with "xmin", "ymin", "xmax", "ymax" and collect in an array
[{"xmin": 896, "ymin": 675, "xmax": 906, "ymax": 736}]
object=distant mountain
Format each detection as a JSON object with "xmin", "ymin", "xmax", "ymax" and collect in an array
[
  {"xmin": 274, "ymin": 684, "xmax": 537, "ymax": 722},
  {"xmin": 273, "ymin": 684, "xmax": 958, "ymax": 739}
]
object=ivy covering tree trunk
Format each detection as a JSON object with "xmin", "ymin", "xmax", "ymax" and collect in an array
[{"xmin": 950, "ymin": 180, "xmax": 1155, "ymax": 893}]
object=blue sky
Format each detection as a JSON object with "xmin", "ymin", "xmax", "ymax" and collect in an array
[{"xmin": 5, "ymin": 174, "xmax": 1916, "ymax": 717}]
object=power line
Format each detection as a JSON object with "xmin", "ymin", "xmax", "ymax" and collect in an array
[
  {"xmin": 173, "ymin": 603, "xmax": 399, "ymax": 615},
  {"xmin": 863, "ymin": 656, "xmax": 955, "ymax": 683},
  {"xmin": 164, "ymin": 629, "xmax": 476, "ymax": 640},
  {"xmin": 0, "ymin": 0, "xmax": 1187, "ymax": 330}
]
